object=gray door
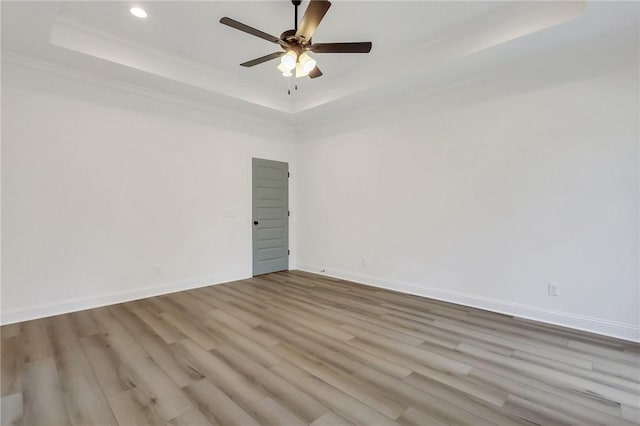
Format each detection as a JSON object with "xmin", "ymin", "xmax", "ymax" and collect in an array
[{"xmin": 252, "ymin": 158, "xmax": 289, "ymax": 275}]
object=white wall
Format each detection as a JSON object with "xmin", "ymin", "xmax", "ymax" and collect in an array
[
  {"xmin": 1, "ymin": 60, "xmax": 296, "ymax": 323},
  {"xmin": 296, "ymin": 66, "xmax": 639, "ymax": 341}
]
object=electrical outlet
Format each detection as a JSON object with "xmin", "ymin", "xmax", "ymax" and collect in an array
[
  {"xmin": 155, "ymin": 265, "xmax": 163, "ymax": 276},
  {"xmin": 548, "ymin": 282, "xmax": 560, "ymax": 296},
  {"xmin": 360, "ymin": 257, "xmax": 367, "ymax": 266}
]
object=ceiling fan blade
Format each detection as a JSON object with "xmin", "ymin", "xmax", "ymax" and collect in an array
[
  {"xmin": 310, "ymin": 42, "xmax": 372, "ymax": 53},
  {"xmin": 295, "ymin": 0, "xmax": 331, "ymax": 43},
  {"xmin": 240, "ymin": 52, "xmax": 285, "ymax": 67},
  {"xmin": 220, "ymin": 17, "xmax": 285, "ymax": 45},
  {"xmin": 309, "ymin": 66, "xmax": 323, "ymax": 79}
]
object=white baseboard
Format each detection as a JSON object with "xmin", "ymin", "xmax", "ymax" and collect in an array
[
  {"xmin": 297, "ymin": 264, "xmax": 640, "ymax": 343},
  {"xmin": 4, "ymin": 266, "xmax": 638, "ymax": 343},
  {"xmin": 0, "ymin": 272, "xmax": 249, "ymax": 325}
]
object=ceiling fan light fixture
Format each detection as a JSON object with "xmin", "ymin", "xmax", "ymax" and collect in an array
[
  {"xmin": 219, "ymin": 0, "xmax": 372, "ymax": 80},
  {"xmin": 295, "ymin": 62, "xmax": 310, "ymax": 78},
  {"xmin": 277, "ymin": 63, "xmax": 293, "ymax": 77},
  {"xmin": 299, "ymin": 52, "xmax": 316, "ymax": 73},
  {"xmin": 281, "ymin": 51, "xmax": 297, "ymax": 70}
]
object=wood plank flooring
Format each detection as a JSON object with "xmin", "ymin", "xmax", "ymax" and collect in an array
[{"xmin": 2, "ymin": 270, "xmax": 639, "ymax": 425}]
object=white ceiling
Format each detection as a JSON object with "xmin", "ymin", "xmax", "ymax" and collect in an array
[
  {"xmin": 2, "ymin": 1, "xmax": 638, "ymax": 120},
  {"xmin": 56, "ymin": 1, "xmax": 499, "ymax": 80}
]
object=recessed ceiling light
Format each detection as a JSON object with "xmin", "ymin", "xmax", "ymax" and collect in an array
[{"xmin": 130, "ymin": 7, "xmax": 147, "ymax": 19}]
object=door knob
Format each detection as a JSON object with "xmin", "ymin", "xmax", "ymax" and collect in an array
[{"xmin": 253, "ymin": 221, "xmax": 259, "ymax": 225}]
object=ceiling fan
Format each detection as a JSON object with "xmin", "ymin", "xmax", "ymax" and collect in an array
[{"xmin": 220, "ymin": 0, "xmax": 372, "ymax": 79}]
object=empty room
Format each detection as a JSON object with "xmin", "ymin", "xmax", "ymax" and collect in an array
[{"xmin": 1, "ymin": 0, "xmax": 639, "ymax": 425}]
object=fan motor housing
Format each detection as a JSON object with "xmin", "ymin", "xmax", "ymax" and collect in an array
[
  {"xmin": 280, "ymin": 29, "xmax": 296, "ymax": 43},
  {"xmin": 280, "ymin": 29, "xmax": 310, "ymax": 51}
]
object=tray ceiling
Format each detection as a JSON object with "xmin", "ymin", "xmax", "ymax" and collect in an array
[{"xmin": 2, "ymin": 1, "xmax": 637, "ymax": 120}]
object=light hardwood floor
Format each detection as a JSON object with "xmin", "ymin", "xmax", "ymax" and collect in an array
[{"xmin": 1, "ymin": 270, "xmax": 639, "ymax": 425}]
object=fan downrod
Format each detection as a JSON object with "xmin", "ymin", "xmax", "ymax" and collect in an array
[{"xmin": 292, "ymin": 0, "xmax": 302, "ymax": 32}]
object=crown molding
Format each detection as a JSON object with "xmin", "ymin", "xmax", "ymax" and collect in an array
[
  {"xmin": 292, "ymin": 0, "xmax": 586, "ymax": 114},
  {"xmin": 2, "ymin": 51, "xmax": 295, "ymax": 138},
  {"xmin": 50, "ymin": 14, "xmax": 293, "ymax": 113}
]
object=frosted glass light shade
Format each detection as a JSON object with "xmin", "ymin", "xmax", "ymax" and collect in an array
[
  {"xmin": 299, "ymin": 53, "xmax": 316, "ymax": 73},
  {"xmin": 280, "ymin": 51, "xmax": 297, "ymax": 70},
  {"xmin": 295, "ymin": 62, "xmax": 310, "ymax": 78},
  {"xmin": 277, "ymin": 63, "xmax": 293, "ymax": 77}
]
